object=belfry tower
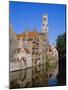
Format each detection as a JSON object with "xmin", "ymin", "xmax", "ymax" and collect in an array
[
  {"xmin": 41, "ymin": 15, "xmax": 49, "ymax": 64},
  {"xmin": 42, "ymin": 15, "xmax": 48, "ymax": 30},
  {"xmin": 42, "ymin": 15, "xmax": 48, "ymax": 40}
]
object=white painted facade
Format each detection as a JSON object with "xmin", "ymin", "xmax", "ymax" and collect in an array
[
  {"xmin": 10, "ymin": 48, "xmax": 32, "ymax": 71},
  {"xmin": 51, "ymin": 46, "xmax": 58, "ymax": 61}
]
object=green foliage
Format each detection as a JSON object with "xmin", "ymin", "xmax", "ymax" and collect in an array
[
  {"xmin": 56, "ymin": 32, "xmax": 66, "ymax": 85},
  {"xmin": 56, "ymin": 32, "xmax": 66, "ymax": 55}
]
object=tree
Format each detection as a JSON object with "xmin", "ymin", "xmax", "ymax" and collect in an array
[
  {"xmin": 56, "ymin": 33, "xmax": 66, "ymax": 56},
  {"xmin": 56, "ymin": 32, "xmax": 66, "ymax": 85}
]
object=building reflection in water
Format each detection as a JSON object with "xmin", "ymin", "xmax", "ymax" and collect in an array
[{"xmin": 10, "ymin": 64, "xmax": 57, "ymax": 89}]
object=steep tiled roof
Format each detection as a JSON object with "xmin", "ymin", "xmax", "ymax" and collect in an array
[
  {"xmin": 16, "ymin": 48, "xmax": 30, "ymax": 54},
  {"xmin": 17, "ymin": 48, "xmax": 21, "ymax": 53},
  {"xmin": 24, "ymin": 48, "xmax": 30, "ymax": 54},
  {"xmin": 16, "ymin": 32, "xmax": 39, "ymax": 40}
]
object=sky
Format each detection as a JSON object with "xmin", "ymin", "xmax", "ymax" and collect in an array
[{"xmin": 10, "ymin": 1, "xmax": 66, "ymax": 45}]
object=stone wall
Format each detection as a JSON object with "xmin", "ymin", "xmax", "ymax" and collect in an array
[{"xmin": 9, "ymin": 26, "xmax": 17, "ymax": 62}]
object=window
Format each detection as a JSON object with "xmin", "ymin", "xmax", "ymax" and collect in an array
[
  {"xmin": 43, "ymin": 17, "xmax": 46, "ymax": 21},
  {"xmin": 43, "ymin": 24, "xmax": 45, "ymax": 26},
  {"xmin": 33, "ymin": 41, "xmax": 35, "ymax": 43}
]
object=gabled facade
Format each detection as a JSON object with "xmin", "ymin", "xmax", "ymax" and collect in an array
[{"xmin": 14, "ymin": 48, "xmax": 32, "ymax": 68}]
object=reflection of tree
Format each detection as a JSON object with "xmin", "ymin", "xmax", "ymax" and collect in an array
[{"xmin": 56, "ymin": 32, "xmax": 66, "ymax": 85}]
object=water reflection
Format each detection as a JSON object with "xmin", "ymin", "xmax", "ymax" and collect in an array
[{"xmin": 10, "ymin": 64, "xmax": 58, "ymax": 89}]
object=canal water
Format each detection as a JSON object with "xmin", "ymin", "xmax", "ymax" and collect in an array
[{"xmin": 10, "ymin": 64, "xmax": 58, "ymax": 89}]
